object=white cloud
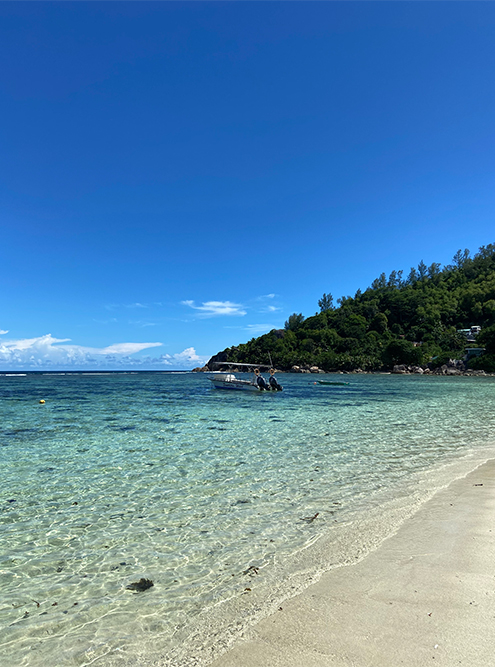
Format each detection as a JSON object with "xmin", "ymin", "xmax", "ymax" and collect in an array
[
  {"xmin": 0, "ymin": 334, "xmax": 163, "ymax": 369},
  {"xmin": 252, "ymin": 293, "xmax": 281, "ymax": 313},
  {"xmin": 244, "ymin": 324, "xmax": 278, "ymax": 335},
  {"xmin": 225, "ymin": 323, "xmax": 279, "ymax": 335},
  {"xmin": 155, "ymin": 347, "xmax": 208, "ymax": 367},
  {"xmin": 128, "ymin": 320, "xmax": 158, "ymax": 328},
  {"xmin": 2, "ymin": 334, "xmax": 71, "ymax": 352},
  {"xmin": 181, "ymin": 300, "xmax": 246, "ymax": 317},
  {"xmin": 0, "ymin": 334, "xmax": 209, "ymax": 370},
  {"xmin": 0, "ymin": 330, "xmax": 9, "ymax": 335},
  {"xmin": 99, "ymin": 342, "xmax": 162, "ymax": 355}
]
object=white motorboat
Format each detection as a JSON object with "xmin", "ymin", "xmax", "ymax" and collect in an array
[
  {"xmin": 207, "ymin": 362, "xmax": 282, "ymax": 392},
  {"xmin": 208, "ymin": 372, "xmax": 262, "ymax": 391}
]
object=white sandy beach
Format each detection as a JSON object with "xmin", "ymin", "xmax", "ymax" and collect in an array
[{"xmin": 208, "ymin": 459, "xmax": 495, "ymax": 667}]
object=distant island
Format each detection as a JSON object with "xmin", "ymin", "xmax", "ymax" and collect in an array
[{"xmin": 201, "ymin": 244, "xmax": 495, "ymax": 374}]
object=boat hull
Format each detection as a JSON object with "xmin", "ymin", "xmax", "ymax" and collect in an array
[
  {"xmin": 207, "ymin": 372, "xmax": 282, "ymax": 392},
  {"xmin": 209, "ymin": 378, "xmax": 261, "ymax": 391}
]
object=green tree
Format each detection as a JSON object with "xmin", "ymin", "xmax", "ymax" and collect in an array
[
  {"xmin": 452, "ymin": 248, "xmax": 471, "ymax": 269},
  {"xmin": 371, "ymin": 273, "xmax": 387, "ymax": 290},
  {"xmin": 382, "ymin": 340, "xmax": 423, "ymax": 367},
  {"xmin": 428, "ymin": 262, "xmax": 442, "ymax": 279},
  {"xmin": 284, "ymin": 313, "xmax": 305, "ymax": 331},
  {"xmin": 417, "ymin": 260, "xmax": 428, "ymax": 280},
  {"xmin": 207, "ymin": 243, "xmax": 495, "ymax": 372},
  {"xmin": 406, "ymin": 267, "xmax": 418, "ymax": 285},
  {"xmin": 318, "ymin": 292, "xmax": 334, "ymax": 312},
  {"xmin": 477, "ymin": 325, "xmax": 495, "ymax": 354},
  {"xmin": 483, "ymin": 300, "xmax": 495, "ymax": 323},
  {"xmin": 370, "ymin": 312, "xmax": 388, "ymax": 334}
]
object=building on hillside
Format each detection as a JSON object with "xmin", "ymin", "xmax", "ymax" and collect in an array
[
  {"xmin": 457, "ymin": 325, "xmax": 482, "ymax": 342},
  {"xmin": 465, "ymin": 347, "xmax": 485, "ymax": 361}
]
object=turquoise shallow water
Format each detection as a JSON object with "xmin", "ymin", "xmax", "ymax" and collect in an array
[{"xmin": 1, "ymin": 371, "xmax": 495, "ymax": 666}]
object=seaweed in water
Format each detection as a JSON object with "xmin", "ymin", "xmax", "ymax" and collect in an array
[{"xmin": 126, "ymin": 578, "xmax": 154, "ymax": 592}]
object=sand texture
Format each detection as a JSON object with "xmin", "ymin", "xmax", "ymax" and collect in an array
[{"xmin": 209, "ymin": 460, "xmax": 495, "ymax": 667}]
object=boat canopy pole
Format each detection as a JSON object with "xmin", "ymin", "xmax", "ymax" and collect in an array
[{"xmin": 211, "ymin": 362, "xmax": 272, "ymax": 371}]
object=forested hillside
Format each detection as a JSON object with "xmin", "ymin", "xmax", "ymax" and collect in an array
[{"xmin": 208, "ymin": 244, "xmax": 495, "ymax": 372}]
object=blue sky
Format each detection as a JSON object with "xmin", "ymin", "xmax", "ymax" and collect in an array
[{"xmin": 1, "ymin": 2, "xmax": 495, "ymax": 369}]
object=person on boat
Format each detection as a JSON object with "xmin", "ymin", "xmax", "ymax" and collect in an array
[
  {"xmin": 268, "ymin": 368, "xmax": 283, "ymax": 391},
  {"xmin": 253, "ymin": 368, "xmax": 269, "ymax": 390}
]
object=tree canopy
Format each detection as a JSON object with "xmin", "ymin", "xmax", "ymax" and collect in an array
[{"xmin": 209, "ymin": 245, "xmax": 495, "ymax": 372}]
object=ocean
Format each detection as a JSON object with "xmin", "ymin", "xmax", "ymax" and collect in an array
[{"xmin": 1, "ymin": 371, "xmax": 495, "ymax": 666}]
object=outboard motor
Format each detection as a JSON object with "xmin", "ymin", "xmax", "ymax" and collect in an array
[{"xmin": 257, "ymin": 375, "xmax": 269, "ymax": 390}]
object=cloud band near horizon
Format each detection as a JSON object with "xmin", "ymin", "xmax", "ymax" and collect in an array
[{"xmin": 0, "ymin": 334, "xmax": 208, "ymax": 369}]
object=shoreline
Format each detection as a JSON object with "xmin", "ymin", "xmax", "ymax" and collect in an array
[
  {"xmin": 4, "ymin": 374, "xmax": 495, "ymax": 667},
  {"xmin": 193, "ymin": 367, "xmax": 495, "ymax": 377},
  {"xmin": 206, "ymin": 458, "xmax": 495, "ymax": 667}
]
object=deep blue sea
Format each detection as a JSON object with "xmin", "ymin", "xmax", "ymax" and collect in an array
[{"xmin": 1, "ymin": 371, "xmax": 495, "ymax": 666}]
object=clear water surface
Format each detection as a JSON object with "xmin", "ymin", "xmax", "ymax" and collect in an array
[{"xmin": 1, "ymin": 371, "xmax": 494, "ymax": 666}]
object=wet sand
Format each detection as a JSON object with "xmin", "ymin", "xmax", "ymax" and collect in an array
[{"xmin": 209, "ymin": 459, "xmax": 495, "ymax": 667}]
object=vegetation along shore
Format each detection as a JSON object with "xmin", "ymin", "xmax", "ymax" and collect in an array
[{"xmin": 197, "ymin": 244, "xmax": 495, "ymax": 375}]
